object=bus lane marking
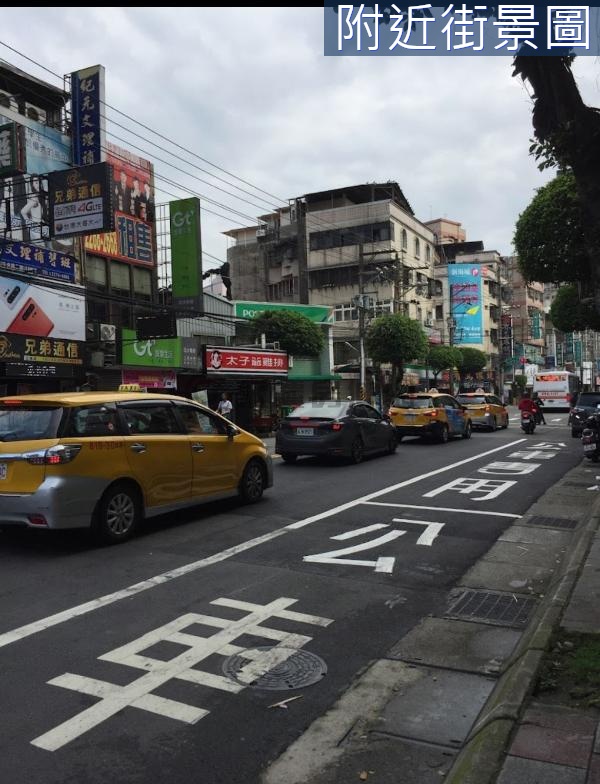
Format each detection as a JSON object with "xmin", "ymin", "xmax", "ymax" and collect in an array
[
  {"xmin": 363, "ymin": 502, "xmax": 521, "ymax": 519},
  {"xmin": 0, "ymin": 439, "xmax": 526, "ymax": 651}
]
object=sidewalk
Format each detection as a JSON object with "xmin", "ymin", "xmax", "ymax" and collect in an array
[{"xmin": 262, "ymin": 455, "xmax": 600, "ymax": 784}]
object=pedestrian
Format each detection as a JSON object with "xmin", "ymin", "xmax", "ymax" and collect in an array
[
  {"xmin": 216, "ymin": 392, "xmax": 233, "ymax": 420},
  {"xmin": 533, "ymin": 392, "xmax": 546, "ymax": 424}
]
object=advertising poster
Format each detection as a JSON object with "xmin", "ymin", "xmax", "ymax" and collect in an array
[
  {"xmin": 84, "ymin": 141, "xmax": 155, "ymax": 266},
  {"xmin": 448, "ymin": 264, "xmax": 483, "ymax": 345},
  {"xmin": 48, "ymin": 162, "xmax": 114, "ymax": 238},
  {"xmin": 170, "ymin": 197, "xmax": 203, "ymax": 313},
  {"xmin": 0, "ymin": 272, "xmax": 85, "ymax": 341}
]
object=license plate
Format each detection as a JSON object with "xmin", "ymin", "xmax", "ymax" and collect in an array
[
  {"xmin": 0, "ymin": 463, "xmax": 6, "ymax": 480},
  {"xmin": 584, "ymin": 443, "xmax": 596, "ymax": 452},
  {"xmin": 296, "ymin": 428, "xmax": 314, "ymax": 436}
]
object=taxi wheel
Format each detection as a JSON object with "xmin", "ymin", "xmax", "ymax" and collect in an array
[
  {"xmin": 92, "ymin": 482, "xmax": 141, "ymax": 545},
  {"xmin": 239, "ymin": 459, "xmax": 266, "ymax": 503},
  {"xmin": 438, "ymin": 424, "xmax": 449, "ymax": 444},
  {"xmin": 350, "ymin": 437, "xmax": 364, "ymax": 464},
  {"xmin": 462, "ymin": 422, "xmax": 472, "ymax": 439}
]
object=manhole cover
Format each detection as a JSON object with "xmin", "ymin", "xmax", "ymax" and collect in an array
[
  {"xmin": 525, "ymin": 515, "xmax": 578, "ymax": 530},
  {"xmin": 223, "ymin": 647, "xmax": 327, "ymax": 690},
  {"xmin": 445, "ymin": 589, "xmax": 537, "ymax": 628}
]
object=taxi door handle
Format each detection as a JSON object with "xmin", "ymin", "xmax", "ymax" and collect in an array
[
  {"xmin": 191, "ymin": 443, "xmax": 205, "ymax": 453},
  {"xmin": 130, "ymin": 443, "xmax": 147, "ymax": 454}
]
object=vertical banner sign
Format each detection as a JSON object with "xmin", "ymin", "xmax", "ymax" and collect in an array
[
  {"xmin": 71, "ymin": 65, "xmax": 106, "ymax": 166},
  {"xmin": 0, "ymin": 122, "xmax": 26, "ymax": 176},
  {"xmin": 448, "ymin": 264, "xmax": 483, "ymax": 345},
  {"xmin": 169, "ymin": 198, "xmax": 203, "ymax": 315}
]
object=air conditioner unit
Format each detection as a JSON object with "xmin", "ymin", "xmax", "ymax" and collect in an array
[
  {"xmin": 273, "ymin": 341, "xmax": 281, "ymax": 350},
  {"xmin": 424, "ymin": 318, "xmax": 434, "ymax": 327},
  {"xmin": 0, "ymin": 91, "xmax": 18, "ymax": 113},
  {"xmin": 256, "ymin": 226, "xmax": 267, "ymax": 238},
  {"xmin": 24, "ymin": 103, "xmax": 46, "ymax": 124},
  {"xmin": 100, "ymin": 323, "xmax": 117, "ymax": 342}
]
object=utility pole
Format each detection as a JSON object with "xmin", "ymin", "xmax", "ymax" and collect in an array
[{"xmin": 358, "ymin": 243, "xmax": 366, "ymax": 400}]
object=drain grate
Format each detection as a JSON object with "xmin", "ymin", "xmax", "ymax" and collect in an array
[
  {"xmin": 223, "ymin": 647, "xmax": 327, "ymax": 690},
  {"xmin": 445, "ymin": 589, "xmax": 537, "ymax": 628},
  {"xmin": 525, "ymin": 515, "xmax": 578, "ymax": 530}
]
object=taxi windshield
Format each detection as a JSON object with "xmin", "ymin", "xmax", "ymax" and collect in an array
[
  {"xmin": 457, "ymin": 396, "xmax": 487, "ymax": 405},
  {"xmin": 392, "ymin": 397, "xmax": 434, "ymax": 409},
  {"xmin": 0, "ymin": 405, "xmax": 63, "ymax": 442}
]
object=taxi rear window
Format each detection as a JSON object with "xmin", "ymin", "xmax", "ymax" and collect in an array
[
  {"xmin": 0, "ymin": 404, "xmax": 63, "ymax": 442},
  {"xmin": 457, "ymin": 396, "xmax": 486, "ymax": 405},
  {"xmin": 392, "ymin": 397, "xmax": 433, "ymax": 409}
]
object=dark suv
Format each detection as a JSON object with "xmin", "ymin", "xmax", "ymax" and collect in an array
[{"xmin": 570, "ymin": 392, "xmax": 600, "ymax": 437}]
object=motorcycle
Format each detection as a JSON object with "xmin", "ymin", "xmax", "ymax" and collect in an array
[
  {"xmin": 520, "ymin": 410, "xmax": 536, "ymax": 435},
  {"xmin": 581, "ymin": 413, "xmax": 600, "ymax": 462}
]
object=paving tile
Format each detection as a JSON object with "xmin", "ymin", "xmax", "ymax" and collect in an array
[
  {"xmin": 380, "ymin": 667, "xmax": 495, "ymax": 746},
  {"xmin": 387, "ymin": 617, "xmax": 520, "ymax": 674},
  {"xmin": 509, "ymin": 704, "xmax": 596, "ymax": 768},
  {"xmin": 496, "ymin": 756, "xmax": 586, "ymax": 784}
]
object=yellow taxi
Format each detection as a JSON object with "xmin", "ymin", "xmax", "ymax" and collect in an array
[
  {"xmin": 388, "ymin": 389, "xmax": 472, "ymax": 443},
  {"xmin": 0, "ymin": 389, "xmax": 272, "ymax": 544},
  {"xmin": 456, "ymin": 389, "xmax": 509, "ymax": 431}
]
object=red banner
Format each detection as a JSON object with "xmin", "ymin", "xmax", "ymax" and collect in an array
[{"xmin": 205, "ymin": 347, "xmax": 288, "ymax": 375}]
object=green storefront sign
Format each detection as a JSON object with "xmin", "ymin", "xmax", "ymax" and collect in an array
[
  {"xmin": 170, "ymin": 197, "xmax": 203, "ymax": 314},
  {"xmin": 122, "ymin": 329, "xmax": 183, "ymax": 368},
  {"xmin": 234, "ymin": 301, "xmax": 332, "ymax": 323}
]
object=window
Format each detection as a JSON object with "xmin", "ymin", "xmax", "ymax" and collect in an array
[
  {"xmin": 435, "ymin": 304, "xmax": 444, "ymax": 320},
  {"xmin": 426, "ymin": 245, "xmax": 431, "ymax": 263},
  {"xmin": 402, "ymin": 229, "xmax": 408, "ymax": 250},
  {"xmin": 415, "ymin": 238, "xmax": 420, "ymax": 258},
  {"xmin": 133, "ymin": 267, "xmax": 152, "ymax": 297},
  {"xmin": 309, "ymin": 222, "xmax": 392, "ymax": 251},
  {"xmin": 85, "ymin": 256, "xmax": 107, "ymax": 286},
  {"xmin": 373, "ymin": 299, "xmax": 393, "ymax": 317},
  {"xmin": 65, "ymin": 405, "xmax": 118, "ymax": 437},
  {"xmin": 177, "ymin": 405, "xmax": 227, "ymax": 435},
  {"xmin": 120, "ymin": 403, "xmax": 179, "ymax": 435},
  {"xmin": 334, "ymin": 303, "xmax": 358, "ymax": 322},
  {"xmin": 110, "ymin": 262, "xmax": 131, "ymax": 292}
]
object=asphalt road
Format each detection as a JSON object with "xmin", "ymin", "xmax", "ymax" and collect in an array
[{"xmin": 0, "ymin": 413, "xmax": 581, "ymax": 784}]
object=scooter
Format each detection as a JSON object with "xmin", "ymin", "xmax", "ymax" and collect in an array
[
  {"xmin": 520, "ymin": 410, "xmax": 536, "ymax": 434},
  {"xmin": 581, "ymin": 414, "xmax": 600, "ymax": 462}
]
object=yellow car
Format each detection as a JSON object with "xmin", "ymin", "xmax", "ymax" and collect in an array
[
  {"xmin": 388, "ymin": 389, "xmax": 472, "ymax": 443},
  {"xmin": 456, "ymin": 389, "xmax": 509, "ymax": 431},
  {"xmin": 0, "ymin": 390, "xmax": 272, "ymax": 543}
]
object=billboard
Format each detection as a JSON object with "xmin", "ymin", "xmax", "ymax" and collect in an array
[
  {"xmin": 0, "ymin": 240, "xmax": 76, "ymax": 283},
  {"xmin": 0, "ymin": 108, "xmax": 71, "ymax": 175},
  {"xmin": 170, "ymin": 198, "xmax": 203, "ymax": 313},
  {"xmin": 234, "ymin": 301, "xmax": 332, "ymax": 323},
  {"xmin": 48, "ymin": 162, "xmax": 114, "ymax": 238},
  {"xmin": 121, "ymin": 329, "xmax": 200, "ymax": 370},
  {"xmin": 0, "ymin": 122, "xmax": 26, "ymax": 177},
  {"xmin": 0, "ymin": 272, "xmax": 85, "ymax": 341},
  {"xmin": 84, "ymin": 142, "xmax": 155, "ymax": 266},
  {"xmin": 0, "ymin": 333, "xmax": 83, "ymax": 367},
  {"xmin": 448, "ymin": 264, "xmax": 483, "ymax": 345},
  {"xmin": 71, "ymin": 65, "xmax": 105, "ymax": 167}
]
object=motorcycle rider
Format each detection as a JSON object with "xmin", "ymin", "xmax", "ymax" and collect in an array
[{"xmin": 518, "ymin": 392, "xmax": 537, "ymax": 417}]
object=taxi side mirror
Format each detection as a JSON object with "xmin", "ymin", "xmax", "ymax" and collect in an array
[{"xmin": 226, "ymin": 423, "xmax": 238, "ymax": 439}]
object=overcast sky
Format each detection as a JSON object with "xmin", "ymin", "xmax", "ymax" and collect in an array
[{"xmin": 2, "ymin": 8, "xmax": 600, "ymax": 270}]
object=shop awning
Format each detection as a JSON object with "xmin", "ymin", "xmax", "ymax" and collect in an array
[{"xmin": 291, "ymin": 373, "xmax": 342, "ymax": 381}]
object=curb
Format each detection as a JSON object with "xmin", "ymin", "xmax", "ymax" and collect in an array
[{"xmin": 443, "ymin": 460, "xmax": 600, "ymax": 784}]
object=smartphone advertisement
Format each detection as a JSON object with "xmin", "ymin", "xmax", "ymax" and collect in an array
[{"xmin": 0, "ymin": 274, "xmax": 85, "ymax": 341}]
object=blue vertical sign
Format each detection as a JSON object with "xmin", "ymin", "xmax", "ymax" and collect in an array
[
  {"xmin": 71, "ymin": 65, "xmax": 106, "ymax": 166},
  {"xmin": 448, "ymin": 264, "xmax": 483, "ymax": 345}
]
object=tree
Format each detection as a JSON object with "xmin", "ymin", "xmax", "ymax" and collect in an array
[
  {"xmin": 427, "ymin": 345, "xmax": 462, "ymax": 383},
  {"xmin": 514, "ymin": 172, "xmax": 590, "ymax": 285},
  {"xmin": 549, "ymin": 284, "xmax": 600, "ymax": 333},
  {"xmin": 250, "ymin": 310, "xmax": 324, "ymax": 357},
  {"xmin": 365, "ymin": 314, "xmax": 428, "ymax": 391},
  {"xmin": 456, "ymin": 347, "xmax": 487, "ymax": 386}
]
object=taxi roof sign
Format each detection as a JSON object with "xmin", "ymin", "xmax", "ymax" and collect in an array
[{"xmin": 118, "ymin": 384, "xmax": 144, "ymax": 392}]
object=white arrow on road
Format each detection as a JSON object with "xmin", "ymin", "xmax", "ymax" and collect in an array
[{"xmin": 392, "ymin": 518, "xmax": 445, "ymax": 546}]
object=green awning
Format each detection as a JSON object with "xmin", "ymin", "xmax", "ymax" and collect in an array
[{"xmin": 288, "ymin": 374, "xmax": 342, "ymax": 381}]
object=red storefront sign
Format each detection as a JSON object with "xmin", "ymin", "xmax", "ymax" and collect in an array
[{"xmin": 205, "ymin": 347, "xmax": 288, "ymax": 375}]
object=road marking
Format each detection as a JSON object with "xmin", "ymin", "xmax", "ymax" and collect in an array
[
  {"xmin": 552, "ymin": 418, "xmax": 562, "ymax": 422},
  {"xmin": 424, "ymin": 477, "xmax": 517, "ymax": 500},
  {"xmin": 331, "ymin": 523, "xmax": 388, "ymax": 540},
  {"xmin": 304, "ymin": 529, "xmax": 406, "ymax": 573},
  {"xmin": 391, "ymin": 518, "xmax": 444, "ymax": 546},
  {"xmin": 0, "ymin": 438, "xmax": 526, "ymax": 651},
  {"xmin": 32, "ymin": 597, "xmax": 332, "ymax": 752},
  {"xmin": 363, "ymin": 503, "xmax": 521, "ymax": 519}
]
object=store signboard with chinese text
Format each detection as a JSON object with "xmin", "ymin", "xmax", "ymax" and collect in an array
[
  {"xmin": 121, "ymin": 329, "xmax": 197, "ymax": 369},
  {"xmin": 84, "ymin": 142, "xmax": 155, "ymax": 267},
  {"xmin": 205, "ymin": 346, "xmax": 288, "ymax": 376},
  {"xmin": 0, "ymin": 273, "xmax": 85, "ymax": 341},
  {"xmin": 121, "ymin": 369, "xmax": 176, "ymax": 389},
  {"xmin": 234, "ymin": 301, "xmax": 332, "ymax": 323},
  {"xmin": 71, "ymin": 65, "xmax": 106, "ymax": 166},
  {"xmin": 5, "ymin": 362, "xmax": 74, "ymax": 378},
  {"xmin": 0, "ymin": 241, "xmax": 76, "ymax": 283},
  {"xmin": 448, "ymin": 263, "xmax": 483, "ymax": 345},
  {"xmin": 48, "ymin": 162, "xmax": 114, "ymax": 238},
  {"xmin": 0, "ymin": 333, "xmax": 83, "ymax": 366},
  {"xmin": 0, "ymin": 122, "xmax": 26, "ymax": 177},
  {"xmin": 170, "ymin": 198, "xmax": 203, "ymax": 313}
]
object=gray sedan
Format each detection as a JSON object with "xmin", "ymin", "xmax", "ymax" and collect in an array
[{"xmin": 275, "ymin": 400, "xmax": 397, "ymax": 464}]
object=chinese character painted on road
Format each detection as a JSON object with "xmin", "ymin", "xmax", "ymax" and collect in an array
[
  {"xmin": 477, "ymin": 461, "xmax": 541, "ymax": 476},
  {"xmin": 423, "ymin": 476, "xmax": 516, "ymax": 500}
]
